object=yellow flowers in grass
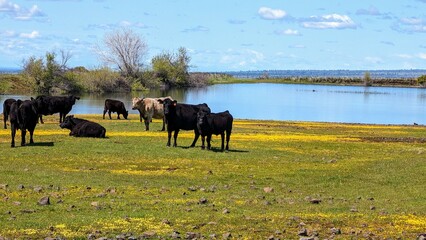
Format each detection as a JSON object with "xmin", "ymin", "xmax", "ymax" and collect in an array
[{"xmin": 92, "ymin": 217, "xmax": 173, "ymax": 235}]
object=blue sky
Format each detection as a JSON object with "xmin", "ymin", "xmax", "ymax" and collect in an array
[{"xmin": 1, "ymin": 0, "xmax": 426, "ymax": 71}]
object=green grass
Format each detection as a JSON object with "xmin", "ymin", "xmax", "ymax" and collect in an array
[{"xmin": 0, "ymin": 115, "xmax": 425, "ymax": 239}]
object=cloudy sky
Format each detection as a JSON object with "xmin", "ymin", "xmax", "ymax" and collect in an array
[{"xmin": 1, "ymin": 0, "xmax": 426, "ymax": 71}]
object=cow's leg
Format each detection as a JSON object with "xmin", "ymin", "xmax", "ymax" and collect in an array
[
  {"xmin": 144, "ymin": 117, "xmax": 150, "ymax": 131},
  {"xmin": 108, "ymin": 110, "xmax": 112, "ymax": 119},
  {"xmin": 29, "ymin": 128, "xmax": 34, "ymax": 144},
  {"xmin": 173, "ymin": 130, "xmax": 179, "ymax": 147},
  {"xmin": 62, "ymin": 113, "xmax": 67, "ymax": 123},
  {"xmin": 161, "ymin": 117, "xmax": 165, "ymax": 131},
  {"xmin": 3, "ymin": 112, "xmax": 7, "ymax": 129},
  {"xmin": 225, "ymin": 130, "xmax": 231, "ymax": 151},
  {"xmin": 166, "ymin": 130, "xmax": 172, "ymax": 147},
  {"xmin": 201, "ymin": 135, "xmax": 206, "ymax": 149},
  {"xmin": 21, "ymin": 129, "xmax": 26, "ymax": 146},
  {"xmin": 190, "ymin": 129, "xmax": 200, "ymax": 148},
  {"xmin": 10, "ymin": 124, "xmax": 16, "ymax": 147},
  {"xmin": 117, "ymin": 113, "xmax": 120, "ymax": 119},
  {"xmin": 220, "ymin": 132, "xmax": 225, "ymax": 151},
  {"xmin": 59, "ymin": 113, "xmax": 63, "ymax": 123},
  {"xmin": 206, "ymin": 134, "xmax": 212, "ymax": 150},
  {"xmin": 139, "ymin": 113, "xmax": 143, "ymax": 123},
  {"xmin": 39, "ymin": 114, "xmax": 44, "ymax": 124},
  {"xmin": 103, "ymin": 109, "xmax": 107, "ymax": 119}
]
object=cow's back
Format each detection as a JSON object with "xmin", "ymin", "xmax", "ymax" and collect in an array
[
  {"xmin": 173, "ymin": 103, "xmax": 210, "ymax": 130},
  {"xmin": 208, "ymin": 111, "xmax": 233, "ymax": 135},
  {"xmin": 37, "ymin": 96, "xmax": 76, "ymax": 114},
  {"xmin": 72, "ymin": 121, "xmax": 106, "ymax": 138},
  {"xmin": 105, "ymin": 99, "xmax": 125, "ymax": 112}
]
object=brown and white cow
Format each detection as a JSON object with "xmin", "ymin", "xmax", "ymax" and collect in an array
[{"xmin": 132, "ymin": 96, "xmax": 173, "ymax": 131}]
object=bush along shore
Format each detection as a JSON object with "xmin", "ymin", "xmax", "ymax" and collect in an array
[
  {"xmin": 1, "ymin": 70, "xmax": 425, "ymax": 95},
  {"xmin": 0, "ymin": 114, "xmax": 425, "ymax": 239}
]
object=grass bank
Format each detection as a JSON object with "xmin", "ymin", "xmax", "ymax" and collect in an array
[
  {"xmin": 0, "ymin": 115, "xmax": 425, "ymax": 239},
  {"xmin": 209, "ymin": 76, "xmax": 421, "ymax": 87}
]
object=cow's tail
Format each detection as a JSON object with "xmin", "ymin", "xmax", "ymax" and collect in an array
[{"xmin": 3, "ymin": 102, "xmax": 8, "ymax": 121}]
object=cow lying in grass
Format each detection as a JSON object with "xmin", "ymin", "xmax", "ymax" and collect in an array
[
  {"xmin": 60, "ymin": 115, "xmax": 106, "ymax": 138},
  {"xmin": 197, "ymin": 110, "xmax": 233, "ymax": 151}
]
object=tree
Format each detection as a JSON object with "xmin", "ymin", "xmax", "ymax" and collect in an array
[
  {"xmin": 21, "ymin": 50, "xmax": 79, "ymax": 93},
  {"xmin": 151, "ymin": 47, "xmax": 191, "ymax": 87},
  {"xmin": 363, "ymin": 71, "xmax": 372, "ymax": 87},
  {"xmin": 98, "ymin": 29, "xmax": 148, "ymax": 78}
]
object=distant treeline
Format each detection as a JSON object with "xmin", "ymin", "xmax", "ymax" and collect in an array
[{"xmin": 225, "ymin": 69, "xmax": 426, "ymax": 79}]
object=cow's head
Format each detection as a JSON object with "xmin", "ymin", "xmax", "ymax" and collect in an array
[
  {"xmin": 123, "ymin": 110, "xmax": 129, "ymax": 119},
  {"xmin": 70, "ymin": 95, "xmax": 80, "ymax": 103},
  {"xmin": 197, "ymin": 110, "xmax": 208, "ymax": 126},
  {"xmin": 34, "ymin": 95, "xmax": 45, "ymax": 110},
  {"xmin": 29, "ymin": 97, "xmax": 39, "ymax": 114},
  {"xmin": 132, "ymin": 97, "xmax": 144, "ymax": 110},
  {"xmin": 159, "ymin": 98, "xmax": 177, "ymax": 116},
  {"xmin": 60, "ymin": 115, "xmax": 76, "ymax": 130}
]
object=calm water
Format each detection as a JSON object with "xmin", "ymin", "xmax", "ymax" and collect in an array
[{"xmin": 1, "ymin": 83, "xmax": 425, "ymax": 125}]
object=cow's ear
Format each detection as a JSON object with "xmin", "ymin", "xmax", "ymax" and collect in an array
[
  {"xmin": 30, "ymin": 97, "xmax": 35, "ymax": 101},
  {"xmin": 75, "ymin": 97, "xmax": 80, "ymax": 100},
  {"xmin": 157, "ymin": 99, "xmax": 164, "ymax": 104}
]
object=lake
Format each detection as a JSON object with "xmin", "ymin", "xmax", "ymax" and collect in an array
[{"xmin": 1, "ymin": 83, "xmax": 425, "ymax": 125}]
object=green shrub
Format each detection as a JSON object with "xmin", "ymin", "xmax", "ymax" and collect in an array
[
  {"xmin": 364, "ymin": 71, "xmax": 372, "ymax": 86},
  {"xmin": 76, "ymin": 68, "xmax": 129, "ymax": 93},
  {"xmin": 417, "ymin": 75, "xmax": 426, "ymax": 87}
]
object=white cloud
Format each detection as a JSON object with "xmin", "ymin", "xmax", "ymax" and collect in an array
[
  {"xmin": 220, "ymin": 49, "xmax": 265, "ymax": 69},
  {"xmin": 396, "ymin": 54, "xmax": 412, "ymax": 59},
  {"xmin": 393, "ymin": 17, "xmax": 426, "ymax": 33},
  {"xmin": 0, "ymin": 0, "xmax": 45, "ymax": 20},
  {"xmin": 419, "ymin": 53, "xmax": 426, "ymax": 59},
  {"xmin": 0, "ymin": 30, "xmax": 16, "ymax": 37},
  {"xmin": 20, "ymin": 30, "xmax": 40, "ymax": 39},
  {"xmin": 365, "ymin": 56, "xmax": 382, "ymax": 64},
  {"xmin": 276, "ymin": 29, "xmax": 301, "ymax": 36},
  {"xmin": 258, "ymin": 7, "xmax": 286, "ymax": 20},
  {"xmin": 400, "ymin": 17, "xmax": 423, "ymax": 25},
  {"xmin": 289, "ymin": 44, "xmax": 306, "ymax": 49},
  {"xmin": 301, "ymin": 14, "xmax": 357, "ymax": 29},
  {"xmin": 182, "ymin": 25, "xmax": 209, "ymax": 33},
  {"xmin": 356, "ymin": 6, "xmax": 380, "ymax": 16},
  {"xmin": 15, "ymin": 4, "xmax": 44, "ymax": 20}
]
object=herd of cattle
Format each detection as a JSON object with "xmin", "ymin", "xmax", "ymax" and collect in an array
[{"xmin": 2, "ymin": 95, "xmax": 233, "ymax": 151}]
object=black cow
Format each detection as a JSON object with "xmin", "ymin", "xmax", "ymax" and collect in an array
[
  {"xmin": 35, "ymin": 95, "xmax": 80, "ymax": 123},
  {"xmin": 3, "ymin": 98, "xmax": 16, "ymax": 129},
  {"xmin": 60, "ymin": 115, "xmax": 106, "ymax": 138},
  {"xmin": 103, "ymin": 99, "xmax": 128, "ymax": 120},
  {"xmin": 197, "ymin": 110, "xmax": 233, "ymax": 151},
  {"xmin": 9, "ymin": 98, "xmax": 39, "ymax": 147},
  {"xmin": 158, "ymin": 98, "xmax": 210, "ymax": 147}
]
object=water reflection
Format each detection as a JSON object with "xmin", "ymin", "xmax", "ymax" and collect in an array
[{"xmin": 1, "ymin": 83, "xmax": 425, "ymax": 124}]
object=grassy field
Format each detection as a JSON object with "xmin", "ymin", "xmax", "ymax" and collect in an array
[{"xmin": 0, "ymin": 114, "xmax": 425, "ymax": 239}]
